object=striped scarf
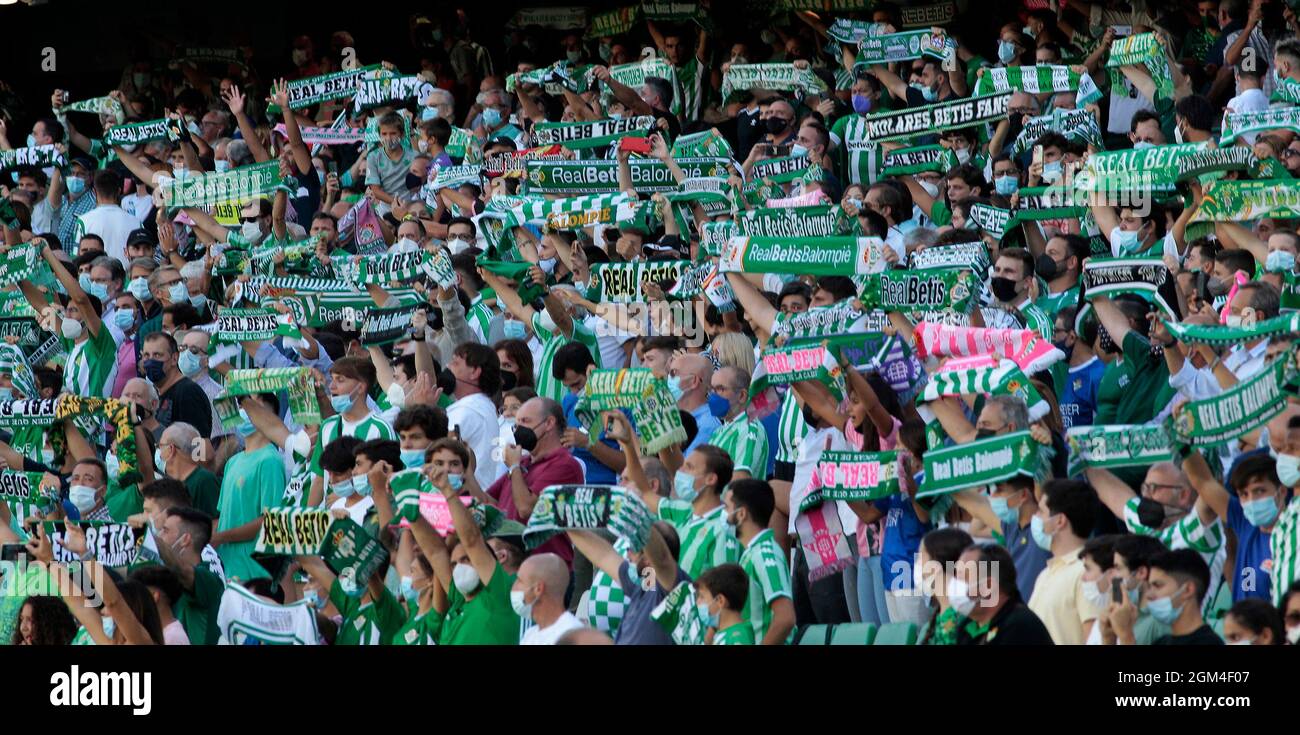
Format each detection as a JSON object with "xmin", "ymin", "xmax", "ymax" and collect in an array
[
  {"xmin": 974, "ymin": 65, "xmax": 1103, "ymax": 108},
  {"xmin": 918, "ymin": 356, "xmax": 1050, "ymax": 421},
  {"xmin": 1106, "ymin": 33, "xmax": 1174, "ymax": 100},
  {"xmin": 913, "ymin": 322, "xmax": 1064, "ymax": 375},
  {"xmin": 503, "ymin": 192, "xmax": 634, "ymax": 228},
  {"xmin": 574, "ymin": 368, "xmax": 686, "ymax": 454}
]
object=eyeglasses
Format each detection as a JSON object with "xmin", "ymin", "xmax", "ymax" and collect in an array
[
  {"xmin": 1141, "ymin": 482, "xmax": 1184, "ymax": 494},
  {"xmin": 1284, "ymin": 149, "xmax": 1300, "ymax": 159},
  {"xmin": 180, "ymin": 345, "xmax": 205, "ymax": 355}
]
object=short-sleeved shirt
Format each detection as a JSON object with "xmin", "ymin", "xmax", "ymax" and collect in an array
[
  {"xmin": 1027, "ymin": 547, "xmax": 1104, "ymax": 645},
  {"xmin": 1036, "ymin": 285, "xmax": 1081, "ymax": 319},
  {"xmin": 708, "ymin": 413, "xmax": 770, "ymax": 477},
  {"xmin": 1001, "ymin": 515, "xmax": 1051, "ymax": 601},
  {"xmin": 1226, "ymin": 494, "xmax": 1277, "ymax": 602},
  {"xmin": 438, "ymin": 561, "xmax": 520, "ymax": 645},
  {"xmin": 873, "ymin": 492, "xmax": 931, "ymax": 590},
  {"xmin": 713, "ymin": 621, "xmax": 755, "ymax": 645},
  {"xmin": 657, "ymin": 500, "xmax": 741, "ymax": 579},
  {"xmin": 1124, "ymin": 497, "xmax": 1226, "ymax": 615},
  {"xmin": 62, "ymin": 327, "xmax": 118, "ymax": 398},
  {"xmin": 831, "ymin": 114, "xmax": 884, "ymax": 187},
  {"xmin": 1114, "ymin": 331, "xmax": 1175, "ymax": 424},
  {"xmin": 685, "ymin": 403, "xmax": 721, "ymax": 454},
  {"xmin": 486, "ymin": 448, "xmax": 583, "ymax": 564},
  {"xmin": 183, "ymin": 467, "xmax": 221, "ymax": 519},
  {"xmin": 1059, "ymin": 357, "xmax": 1106, "ymax": 430},
  {"xmin": 176, "ymin": 562, "xmax": 226, "ymax": 646},
  {"xmin": 365, "ymin": 145, "xmax": 417, "ymax": 201},
  {"xmin": 614, "ymin": 560, "xmax": 690, "ymax": 645},
  {"xmin": 215, "ymin": 444, "xmax": 286, "ymax": 582},
  {"xmin": 331, "ymin": 579, "xmax": 406, "ymax": 645},
  {"xmin": 393, "ymin": 607, "xmax": 445, "ymax": 646},
  {"xmin": 954, "ymin": 600, "xmax": 1054, "ymax": 645},
  {"xmin": 531, "ymin": 312, "xmax": 602, "ymax": 404},
  {"xmin": 1093, "ymin": 355, "xmax": 1132, "ymax": 425},
  {"xmin": 739, "ymin": 528, "xmax": 792, "ymax": 643}
]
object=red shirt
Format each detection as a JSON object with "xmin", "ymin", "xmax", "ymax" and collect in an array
[{"xmin": 487, "ymin": 447, "xmax": 583, "ymax": 564}]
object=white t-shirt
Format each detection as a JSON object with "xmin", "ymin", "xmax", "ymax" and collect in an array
[
  {"xmin": 788, "ymin": 425, "xmax": 858, "ymax": 535},
  {"xmin": 1225, "ymin": 88, "xmax": 1270, "ymax": 144},
  {"xmin": 583, "ymin": 313, "xmax": 631, "ymax": 371},
  {"xmin": 330, "ymin": 495, "xmax": 374, "ymax": 526},
  {"xmin": 447, "ymin": 392, "xmax": 505, "ymax": 488},
  {"xmin": 520, "ymin": 611, "xmax": 585, "ymax": 645},
  {"xmin": 76, "ymin": 203, "xmax": 139, "ymax": 265}
]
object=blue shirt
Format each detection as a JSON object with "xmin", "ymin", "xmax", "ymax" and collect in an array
[
  {"xmin": 685, "ymin": 402, "xmax": 722, "ymax": 455},
  {"xmin": 759, "ymin": 410, "xmax": 781, "ymax": 477},
  {"xmin": 1001, "ymin": 517, "xmax": 1051, "ymax": 601},
  {"xmin": 873, "ymin": 493, "xmax": 931, "ymax": 591},
  {"xmin": 1060, "ymin": 357, "xmax": 1105, "ymax": 430},
  {"xmin": 562, "ymin": 393, "xmax": 620, "ymax": 485},
  {"xmin": 1227, "ymin": 494, "xmax": 1275, "ymax": 602}
]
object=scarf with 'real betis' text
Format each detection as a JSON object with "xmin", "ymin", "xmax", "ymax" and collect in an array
[
  {"xmin": 974, "ymin": 65, "xmax": 1103, "ymax": 108},
  {"xmin": 718, "ymin": 236, "xmax": 891, "ymax": 277},
  {"xmin": 1170, "ymin": 352, "xmax": 1297, "ymax": 447},
  {"xmin": 523, "ymin": 485, "xmax": 655, "ymax": 552},
  {"xmin": 856, "ymin": 268, "xmax": 977, "ymax": 315},
  {"xmin": 62, "ymin": 96, "xmax": 125, "ymax": 122},
  {"xmin": 217, "ymin": 367, "xmax": 320, "ymax": 426},
  {"xmin": 916, "ymin": 429, "xmax": 1039, "ymax": 498},
  {"xmin": 851, "ymin": 30, "xmax": 953, "ymax": 66},
  {"xmin": 912, "ymin": 322, "xmax": 1065, "ymax": 375},
  {"xmin": 573, "ymin": 368, "xmax": 686, "ymax": 454},
  {"xmin": 1220, "ymin": 107, "xmax": 1300, "ymax": 145},
  {"xmin": 531, "ymin": 116, "xmax": 654, "ymax": 150},
  {"xmin": 1191, "ymin": 179, "xmax": 1300, "ymax": 223},
  {"xmin": 749, "ymin": 339, "xmax": 847, "ymax": 405},
  {"xmin": 918, "ymin": 356, "xmax": 1051, "ymax": 421},
  {"xmin": 1065, "ymin": 423, "xmax": 1174, "ymax": 476},
  {"xmin": 801, "ymin": 450, "xmax": 901, "ymax": 504},
  {"xmin": 212, "ymin": 308, "xmax": 302, "ymax": 344},
  {"xmin": 103, "ymin": 118, "xmax": 183, "ymax": 147},
  {"xmin": 719, "ymin": 63, "xmax": 828, "ymax": 101},
  {"xmin": 1105, "ymin": 32, "xmax": 1174, "ymax": 100}
]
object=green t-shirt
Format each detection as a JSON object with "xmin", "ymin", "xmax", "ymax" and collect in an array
[
  {"xmin": 215, "ymin": 443, "xmax": 286, "ymax": 583},
  {"xmin": 713, "ymin": 621, "xmax": 755, "ymax": 645},
  {"xmin": 105, "ymin": 481, "xmax": 142, "ymax": 522},
  {"xmin": 176, "ymin": 563, "xmax": 226, "ymax": 646},
  {"xmin": 1113, "ymin": 331, "xmax": 1175, "ymax": 425},
  {"xmin": 330, "ymin": 579, "xmax": 407, "ymax": 646},
  {"xmin": 1093, "ymin": 356, "xmax": 1131, "ymax": 425},
  {"xmin": 1035, "ymin": 284, "xmax": 1080, "ymax": 319},
  {"xmin": 183, "ymin": 467, "xmax": 221, "ymax": 519},
  {"xmin": 438, "ymin": 561, "xmax": 521, "ymax": 645},
  {"xmin": 392, "ymin": 606, "xmax": 445, "ymax": 646}
]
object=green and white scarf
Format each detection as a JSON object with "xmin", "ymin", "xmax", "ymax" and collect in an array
[
  {"xmin": 354, "ymin": 250, "xmax": 433, "ymax": 284},
  {"xmin": 360, "ymin": 303, "xmax": 419, "ymax": 347},
  {"xmin": 1163, "ymin": 312, "xmax": 1300, "ymax": 346},
  {"xmin": 508, "ymin": 61, "xmax": 593, "ymax": 95},
  {"xmin": 1220, "ymin": 107, "xmax": 1300, "ymax": 145},
  {"xmin": 910, "ymin": 241, "xmax": 990, "ymax": 272},
  {"xmin": 700, "ymin": 220, "xmax": 737, "ymax": 256},
  {"xmin": 1065, "ymin": 423, "xmax": 1173, "ymax": 476},
  {"xmin": 750, "ymin": 339, "xmax": 847, "ymax": 403},
  {"xmin": 62, "ymin": 96, "xmax": 124, "ymax": 122},
  {"xmin": 507, "ymin": 6, "xmax": 588, "ymax": 29},
  {"xmin": 218, "ymin": 367, "xmax": 320, "ymax": 426},
  {"xmin": 974, "ymin": 65, "xmax": 1103, "ymax": 108},
  {"xmin": 428, "ymin": 164, "xmax": 482, "ymax": 192},
  {"xmin": 1106, "ymin": 32, "xmax": 1174, "ymax": 100},
  {"xmin": 321, "ymin": 518, "xmax": 389, "ymax": 598},
  {"xmin": 750, "ymin": 153, "xmax": 811, "ymax": 183},
  {"xmin": 852, "ymin": 30, "xmax": 952, "ymax": 66},
  {"xmin": 1271, "ymin": 76, "xmax": 1300, "ymax": 105},
  {"xmin": 802, "ymin": 450, "xmax": 900, "ymax": 503},
  {"xmin": 671, "ymin": 128, "xmax": 732, "ymax": 159},
  {"xmin": 532, "ymin": 116, "xmax": 654, "ymax": 150},
  {"xmin": 588, "ymin": 6, "xmax": 640, "ymax": 37},
  {"xmin": 1170, "ymin": 354, "xmax": 1295, "ymax": 447},
  {"xmin": 159, "ymin": 160, "xmax": 286, "ymax": 208},
  {"xmin": 1191, "ymin": 179, "xmax": 1300, "ymax": 223},
  {"xmin": 965, "ymin": 203, "xmax": 1011, "ymax": 240},
  {"xmin": 447, "ymin": 126, "xmax": 483, "ymax": 164},
  {"xmin": 0, "ymin": 245, "xmax": 45, "ymax": 287},
  {"xmin": 718, "ymin": 235, "xmax": 890, "ymax": 276},
  {"xmin": 855, "ymin": 93, "xmax": 1011, "ymax": 143},
  {"xmin": 916, "ymin": 430, "xmax": 1039, "ymax": 498},
  {"xmin": 857, "ymin": 268, "xmax": 978, "ymax": 315},
  {"xmin": 504, "ymin": 192, "xmax": 634, "ymax": 228},
  {"xmin": 0, "ymin": 145, "xmax": 66, "ymax": 172},
  {"xmin": 899, "ymin": 0, "xmax": 957, "ymax": 26},
  {"xmin": 771, "ymin": 302, "xmax": 887, "ymax": 345},
  {"xmin": 523, "ymin": 157, "xmax": 730, "ymax": 194},
  {"xmin": 574, "ymin": 368, "xmax": 686, "ymax": 454},
  {"xmin": 1011, "ymin": 107, "xmax": 1104, "ymax": 156},
  {"xmin": 273, "ymin": 289, "xmax": 420, "ymax": 327},
  {"xmin": 255, "ymin": 507, "xmax": 333, "ymax": 555},
  {"xmin": 1008, "ymin": 185, "xmax": 1086, "ymax": 225},
  {"xmin": 103, "ymin": 118, "xmax": 183, "ymax": 147},
  {"xmin": 1174, "ymin": 146, "xmax": 1261, "ymax": 182},
  {"xmin": 1078, "ymin": 257, "xmax": 1180, "ymax": 321},
  {"xmin": 523, "ymin": 485, "xmax": 654, "ymax": 552},
  {"xmin": 213, "ymin": 308, "xmax": 302, "ymax": 344},
  {"xmin": 720, "ymin": 63, "xmax": 828, "ymax": 101},
  {"xmin": 918, "ymin": 357, "xmax": 1050, "ymax": 421},
  {"xmin": 426, "ymin": 249, "xmax": 456, "ymax": 289},
  {"xmin": 596, "ymin": 57, "xmax": 681, "ymax": 114},
  {"xmin": 268, "ymin": 65, "xmax": 384, "ymax": 112},
  {"xmin": 1074, "ymin": 142, "xmax": 1206, "ymax": 194},
  {"xmin": 732, "ymin": 204, "xmax": 846, "ymax": 238},
  {"xmin": 587, "ymin": 260, "xmax": 692, "ymax": 303},
  {"xmin": 881, "ymin": 145, "xmax": 949, "ymax": 176},
  {"xmin": 0, "ymin": 470, "xmax": 50, "ymax": 504}
]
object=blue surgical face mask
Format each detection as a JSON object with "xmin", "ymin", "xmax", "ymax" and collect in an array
[
  {"xmin": 128, "ymin": 277, "xmax": 152, "ymax": 302},
  {"xmin": 178, "ymin": 350, "xmax": 202, "ymax": 377},
  {"xmin": 696, "ymin": 600, "xmax": 720, "ymax": 629},
  {"xmin": 1041, "ymin": 160, "xmax": 1063, "ymax": 182},
  {"xmin": 707, "ymin": 392, "xmax": 731, "ymax": 418},
  {"xmin": 102, "ymin": 616, "xmax": 117, "ymax": 639},
  {"xmin": 673, "ymin": 470, "xmax": 699, "ymax": 502},
  {"xmin": 1242, "ymin": 495, "xmax": 1280, "ymax": 527},
  {"xmin": 330, "ymin": 391, "xmax": 356, "ymax": 414},
  {"xmin": 303, "ymin": 588, "xmax": 325, "ymax": 609},
  {"xmin": 214, "ymin": 159, "xmax": 232, "ymax": 173},
  {"xmin": 0, "ymin": 386, "xmax": 12, "ymax": 401},
  {"xmin": 331, "ymin": 477, "xmax": 355, "ymax": 498},
  {"xmin": 1115, "ymin": 228, "xmax": 1141, "ymax": 254},
  {"xmin": 113, "ymin": 308, "xmax": 136, "ymax": 330},
  {"xmin": 503, "ymin": 319, "xmax": 527, "ymax": 340},
  {"xmin": 666, "ymin": 375, "xmax": 687, "ymax": 402},
  {"xmin": 236, "ymin": 408, "xmax": 257, "ymax": 438},
  {"xmin": 1266, "ymin": 249, "xmax": 1296, "ymax": 273},
  {"xmin": 353, "ymin": 473, "xmax": 372, "ymax": 496},
  {"xmin": 400, "ymin": 576, "xmax": 419, "ymax": 603},
  {"xmin": 1276, "ymin": 453, "xmax": 1300, "ymax": 488},
  {"xmin": 851, "ymin": 93, "xmax": 872, "ymax": 115},
  {"xmin": 1030, "ymin": 513, "xmax": 1054, "ymax": 550},
  {"xmin": 921, "ymin": 85, "xmax": 938, "ymax": 102},
  {"xmin": 482, "ymin": 107, "xmax": 502, "ymax": 128},
  {"xmin": 66, "ymin": 176, "xmax": 86, "ymax": 195},
  {"xmin": 189, "ymin": 293, "xmax": 208, "ymax": 312},
  {"xmin": 169, "ymin": 281, "xmax": 189, "ymax": 304},
  {"xmin": 1146, "ymin": 590, "xmax": 1185, "ymax": 625},
  {"xmin": 1132, "ymin": 140, "xmax": 1154, "ymax": 150},
  {"xmin": 998, "ymin": 40, "xmax": 1017, "ymax": 64},
  {"xmin": 448, "ymin": 473, "xmax": 464, "ymax": 491},
  {"xmin": 400, "ymin": 448, "xmax": 426, "ymax": 469},
  {"xmin": 791, "ymin": 143, "xmax": 809, "ymax": 158},
  {"xmin": 994, "ymin": 174, "xmax": 1019, "ymax": 196},
  {"xmin": 989, "ymin": 494, "xmax": 1020, "ymax": 526}
]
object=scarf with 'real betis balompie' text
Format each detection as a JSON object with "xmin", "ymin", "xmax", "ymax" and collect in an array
[
  {"xmin": 586, "ymin": 259, "xmax": 693, "ymax": 303},
  {"xmin": 573, "ymin": 368, "xmax": 686, "ymax": 454},
  {"xmin": 916, "ymin": 429, "xmax": 1039, "ymax": 498},
  {"xmin": 856, "ymin": 268, "xmax": 978, "ymax": 315},
  {"xmin": 1220, "ymin": 107, "xmax": 1300, "ymax": 145},
  {"xmin": 1191, "ymin": 179, "xmax": 1300, "ymax": 223},
  {"xmin": 917, "ymin": 356, "xmax": 1050, "ymax": 421},
  {"xmin": 523, "ymin": 485, "xmax": 654, "ymax": 552},
  {"xmin": 718, "ymin": 236, "xmax": 890, "ymax": 277},
  {"xmin": 719, "ymin": 63, "xmax": 828, "ymax": 101},
  {"xmin": 912, "ymin": 322, "xmax": 1065, "ymax": 375},
  {"xmin": 1162, "ymin": 311, "xmax": 1300, "ymax": 346},
  {"xmin": 267, "ymin": 65, "xmax": 385, "ymax": 112},
  {"xmin": 1170, "ymin": 352, "xmax": 1297, "ymax": 447},
  {"xmin": 1065, "ymin": 423, "xmax": 1174, "ymax": 476}
]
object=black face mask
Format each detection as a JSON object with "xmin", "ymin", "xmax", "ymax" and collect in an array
[
  {"xmin": 405, "ymin": 172, "xmax": 424, "ymax": 190},
  {"xmin": 765, "ymin": 117, "xmax": 790, "ymax": 135},
  {"xmin": 437, "ymin": 367, "xmax": 458, "ymax": 396},
  {"xmin": 513, "ymin": 424, "xmax": 539, "ymax": 452},
  {"xmin": 989, "ymin": 276, "xmax": 1020, "ymax": 303},
  {"xmin": 500, "ymin": 369, "xmax": 517, "ymax": 392},
  {"xmin": 975, "ymin": 428, "xmax": 997, "ymax": 440},
  {"xmin": 1035, "ymin": 254, "xmax": 1063, "ymax": 280},
  {"xmin": 1097, "ymin": 325, "xmax": 1121, "ymax": 355}
]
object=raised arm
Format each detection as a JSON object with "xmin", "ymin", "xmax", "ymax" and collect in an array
[
  {"xmin": 433, "ymin": 466, "xmax": 498, "ymax": 587},
  {"xmin": 1090, "ymin": 293, "xmax": 1133, "ymax": 347},
  {"xmin": 223, "ymin": 85, "xmax": 269, "ymax": 163},
  {"xmin": 1181, "ymin": 449, "xmax": 1231, "ymax": 522},
  {"xmin": 1083, "ymin": 466, "xmax": 1138, "ymax": 520},
  {"xmin": 642, "ymin": 522, "xmax": 678, "ymax": 592},
  {"xmin": 566, "ymin": 528, "xmax": 626, "ymax": 580},
  {"xmin": 604, "ymin": 410, "xmax": 658, "ymax": 514}
]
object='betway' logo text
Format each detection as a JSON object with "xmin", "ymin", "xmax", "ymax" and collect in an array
[{"xmin": 50, "ymin": 665, "xmax": 151, "ymax": 716}]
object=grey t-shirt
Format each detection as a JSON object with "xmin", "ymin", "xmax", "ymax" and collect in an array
[
  {"xmin": 615, "ymin": 561, "xmax": 691, "ymax": 645},
  {"xmin": 365, "ymin": 145, "xmax": 416, "ymax": 200}
]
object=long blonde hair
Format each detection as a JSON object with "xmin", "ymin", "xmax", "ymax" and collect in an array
[{"xmin": 710, "ymin": 331, "xmax": 756, "ymax": 375}]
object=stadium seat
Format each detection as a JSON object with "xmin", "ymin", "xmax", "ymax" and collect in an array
[
  {"xmin": 829, "ymin": 623, "xmax": 878, "ymax": 645},
  {"xmin": 873, "ymin": 622, "xmax": 918, "ymax": 645},
  {"xmin": 797, "ymin": 624, "xmax": 830, "ymax": 645}
]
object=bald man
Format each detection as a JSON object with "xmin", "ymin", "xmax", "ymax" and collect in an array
[
  {"xmin": 515, "ymin": 553, "xmax": 584, "ymax": 644},
  {"xmin": 670, "ymin": 352, "xmax": 720, "ymax": 453}
]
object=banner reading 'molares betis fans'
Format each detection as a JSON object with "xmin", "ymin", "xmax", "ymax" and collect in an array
[
  {"xmin": 858, "ymin": 93, "xmax": 1010, "ymax": 143},
  {"xmin": 1192, "ymin": 180, "xmax": 1300, "ymax": 223},
  {"xmin": 719, "ymin": 236, "xmax": 890, "ymax": 277},
  {"xmin": 160, "ymin": 161, "xmax": 286, "ymax": 208},
  {"xmin": 524, "ymin": 157, "xmax": 730, "ymax": 194},
  {"xmin": 917, "ymin": 430, "xmax": 1038, "ymax": 498}
]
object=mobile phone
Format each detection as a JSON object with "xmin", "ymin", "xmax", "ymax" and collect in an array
[
  {"xmin": 0, "ymin": 544, "xmax": 25, "ymax": 562},
  {"xmin": 770, "ymin": 144, "xmax": 791, "ymax": 158},
  {"xmin": 619, "ymin": 136, "xmax": 653, "ymax": 154},
  {"xmin": 327, "ymin": 161, "xmax": 338, "ymax": 175},
  {"xmin": 1111, "ymin": 577, "xmax": 1124, "ymax": 605}
]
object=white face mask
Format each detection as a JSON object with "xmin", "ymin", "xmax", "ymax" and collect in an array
[
  {"xmin": 918, "ymin": 179, "xmax": 940, "ymax": 198},
  {"xmin": 447, "ymin": 237, "xmax": 471, "ymax": 255},
  {"xmin": 1287, "ymin": 625, "xmax": 1300, "ymax": 645},
  {"xmin": 60, "ymin": 317, "xmax": 83, "ymax": 341},
  {"xmin": 452, "ymin": 563, "xmax": 480, "ymax": 595},
  {"xmin": 241, "ymin": 221, "xmax": 262, "ymax": 242},
  {"xmin": 946, "ymin": 577, "xmax": 976, "ymax": 616},
  {"xmin": 954, "ymin": 147, "xmax": 972, "ymax": 164},
  {"xmin": 1080, "ymin": 579, "xmax": 1110, "ymax": 609}
]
